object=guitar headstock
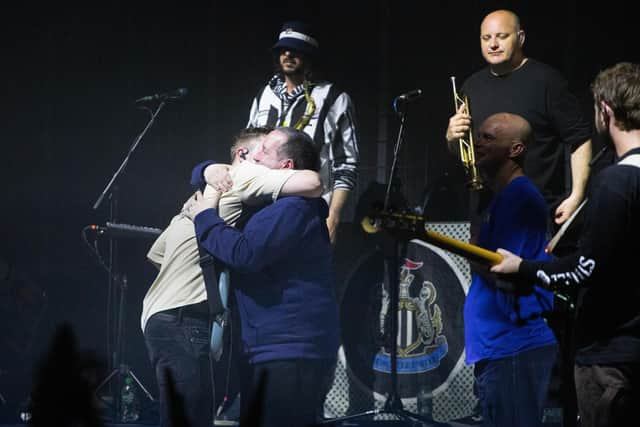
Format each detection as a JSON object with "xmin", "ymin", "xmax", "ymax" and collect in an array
[{"xmin": 361, "ymin": 210, "xmax": 426, "ymax": 240}]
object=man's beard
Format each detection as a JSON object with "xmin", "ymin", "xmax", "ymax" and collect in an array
[{"xmin": 281, "ymin": 66, "xmax": 305, "ymax": 79}]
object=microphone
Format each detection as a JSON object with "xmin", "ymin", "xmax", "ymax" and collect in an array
[
  {"xmin": 394, "ymin": 89, "xmax": 423, "ymax": 102},
  {"xmin": 135, "ymin": 88, "xmax": 188, "ymax": 103}
]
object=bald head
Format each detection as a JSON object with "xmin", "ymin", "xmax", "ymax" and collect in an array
[
  {"xmin": 485, "ymin": 112, "xmax": 533, "ymax": 146},
  {"xmin": 480, "ymin": 9, "xmax": 525, "ymax": 74},
  {"xmin": 476, "ymin": 112, "xmax": 532, "ymax": 173},
  {"xmin": 481, "ymin": 10, "xmax": 521, "ymax": 32}
]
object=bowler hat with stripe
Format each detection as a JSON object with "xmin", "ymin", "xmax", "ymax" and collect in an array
[{"xmin": 272, "ymin": 20, "xmax": 319, "ymax": 58}]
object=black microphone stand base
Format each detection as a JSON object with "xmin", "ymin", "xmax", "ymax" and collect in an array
[
  {"xmin": 318, "ymin": 241, "xmax": 447, "ymax": 427},
  {"xmin": 95, "ymin": 363, "xmax": 155, "ymax": 400},
  {"xmin": 320, "ymin": 90, "xmax": 444, "ymax": 427},
  {"xmin": 92, "ymin": 275, "xmax": 155, "ymax": 423},
  {"xmin": 318, "ymin": 405, "xmax": 449, "ymax": 426},
  {"xmin": 94, "ymin": 364, "xmax": 155, "ymax": 423}
]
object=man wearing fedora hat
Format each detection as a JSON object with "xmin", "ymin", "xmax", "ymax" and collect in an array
[{"xmin": 247, "ymin": 20, "xmax": 360, "ymax": 246}]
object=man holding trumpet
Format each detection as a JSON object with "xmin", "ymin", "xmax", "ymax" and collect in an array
[
  {"xmin": 445, "ymin": 9, "xmax": 592, "ymax": 251},
  {"xmin": 445, "ymin": 10, "xmax": 594, "ymax": 425}
]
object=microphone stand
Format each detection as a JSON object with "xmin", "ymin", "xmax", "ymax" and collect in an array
[
  {"xmin": 93, "ymin": 101, "xmax": 167, "ymax": 210},
  {"xmin": 92, "ymin": 101, "xmax": 165, "ymax": 422},
  {"xmin": 382, "ymin": 99, "xmax": 408, "ymax": 212},
  {"xmin": 322, "ymin": 97, "xmax": 444, "ymax": 426}
]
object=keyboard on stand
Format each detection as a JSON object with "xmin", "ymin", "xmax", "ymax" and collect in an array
[{"xmin": 98, "ymin": 222, "xmax": 163, "ymax": 239}]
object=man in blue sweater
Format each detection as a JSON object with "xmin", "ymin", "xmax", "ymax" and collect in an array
[
  {"xmin": 466, "ymin": 113, "xmax": 558, "ymax": 427},
  {"xmin": 183, "ymin": 127, "xmax": 340, "ymax": 427}
]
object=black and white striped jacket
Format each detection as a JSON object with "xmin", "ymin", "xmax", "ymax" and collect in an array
[{"xmin": 248, "ymin": 76, "xmax": 360, "ymax": 202}]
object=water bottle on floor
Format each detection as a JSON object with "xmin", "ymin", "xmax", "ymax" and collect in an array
[{"xmin": 120, "ymin": 374, "xmax": 140, "ymax": 422}]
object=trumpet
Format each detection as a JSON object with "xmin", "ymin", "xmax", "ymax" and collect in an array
[{"xmin": 450, "ymin": 76, "xmax": 483, "ymax": 191}]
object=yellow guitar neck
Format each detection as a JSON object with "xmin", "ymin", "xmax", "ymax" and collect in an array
[
  {"xmin": 361, "ymin": 215, "xmax": 503, "ymax": 265},
  {"xmin": 422, "ymin": 229, "xmax": 503, "ymax": 265}
]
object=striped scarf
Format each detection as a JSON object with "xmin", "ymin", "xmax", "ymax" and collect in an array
[{"xmin": 268, "ymin": 75, "xmax": 306, "ymax": 111}]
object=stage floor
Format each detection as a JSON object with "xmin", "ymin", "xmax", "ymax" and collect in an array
[
  {"xmin": 0, "ymin": 423, "xmax": 477, "ymax": 427},
  {"xmin": 0, "ymin": 414, "xmax": 564, "ymax": 427}
]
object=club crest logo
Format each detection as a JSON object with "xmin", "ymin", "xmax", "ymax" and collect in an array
[
  {"xmin": 336, "ymin": 233, "xmax": 472, "ymax": 418},
  {"xmin": 374, "ymin": 258, "xmax": 448, "ymax": 374}
]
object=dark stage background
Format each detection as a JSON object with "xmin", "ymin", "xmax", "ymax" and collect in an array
[{"xmin": 0, "ymin": 0, "xmax": 636, "ymax": 422}]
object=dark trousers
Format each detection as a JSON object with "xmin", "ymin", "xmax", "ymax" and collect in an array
[
  {"xmin": 144, "ymin": 304, "xmax": 213, "ymax": 427},
  {"xmin": 239, "ymin": 358, "xmax": 336, "ymax": 427},
  {"xmin": 574, "ymin": 363, "xmax": 640, "ymax": 427},
  {"xmin": 474, "ymin": 344, "xmax": 558, "ymax": 427}
]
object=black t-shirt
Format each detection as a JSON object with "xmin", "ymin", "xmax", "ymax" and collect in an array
[
  {"xmin": 462, "ymin": 59, "xmax": 592, "ymax": 207},
  {"xmin": 520, "ymin": 148, "xmax": 640, "ymax": 364}
]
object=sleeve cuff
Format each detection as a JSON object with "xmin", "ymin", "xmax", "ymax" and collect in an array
[
  {"xmin": 519, "ymin": 260, "xmax": 546, "ymax": 283},
  {"xmin": 190, "ymin": 160, "xmax": 215, "ymax": 190}
]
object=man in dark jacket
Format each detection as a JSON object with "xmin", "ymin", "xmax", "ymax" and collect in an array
[
  {"xmin": 184, "ymin": 127, "xmax": 340, "ymax": 427},
  {"xmin": 491, "ymin": 62, "xmax": 640, "ymax": 427}
]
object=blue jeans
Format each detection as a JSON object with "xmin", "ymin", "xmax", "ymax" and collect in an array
[
  {"xmin": 144, "ymin": 304, "xmax": 213, "ymax": 427},
  {"xmin": 474, "ymin": 344, "xmax": 558, "ymax": 427}
]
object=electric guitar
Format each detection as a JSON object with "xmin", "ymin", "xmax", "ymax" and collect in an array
[{"xmin": 361, "ymin": 210, "xmax": 503, "ymax": 266}]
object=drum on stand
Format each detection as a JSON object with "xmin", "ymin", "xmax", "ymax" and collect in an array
[{"xmin": 324, "ymin": 223, "xmax": 477, "ymax": 423}]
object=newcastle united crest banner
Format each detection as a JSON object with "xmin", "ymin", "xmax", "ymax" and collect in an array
[{"xmin": 330, "ymin": 223, "xmax": 476, "ymax": 422}]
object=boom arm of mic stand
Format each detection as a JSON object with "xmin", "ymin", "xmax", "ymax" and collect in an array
[
  {"xmin": 92, "ymin": 101, "xmax": 166, "ymax": 210},
  {"xmin": 90, "ymin": 101, "xmax": 166, "ymax": 414}
]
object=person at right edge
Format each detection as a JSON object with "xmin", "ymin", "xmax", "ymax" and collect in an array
[
  {"xmin": 445, "ymin": 9, "xmax": 593, "ymax": 250},
  {"xmin": 490, "ymin": 61, "xmax": 640, "ymax": 427}
]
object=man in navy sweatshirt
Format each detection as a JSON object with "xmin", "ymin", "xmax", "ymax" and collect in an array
[{"xmin": 183, "ymin": 127, "xmax": 340, "ymax": 427}]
